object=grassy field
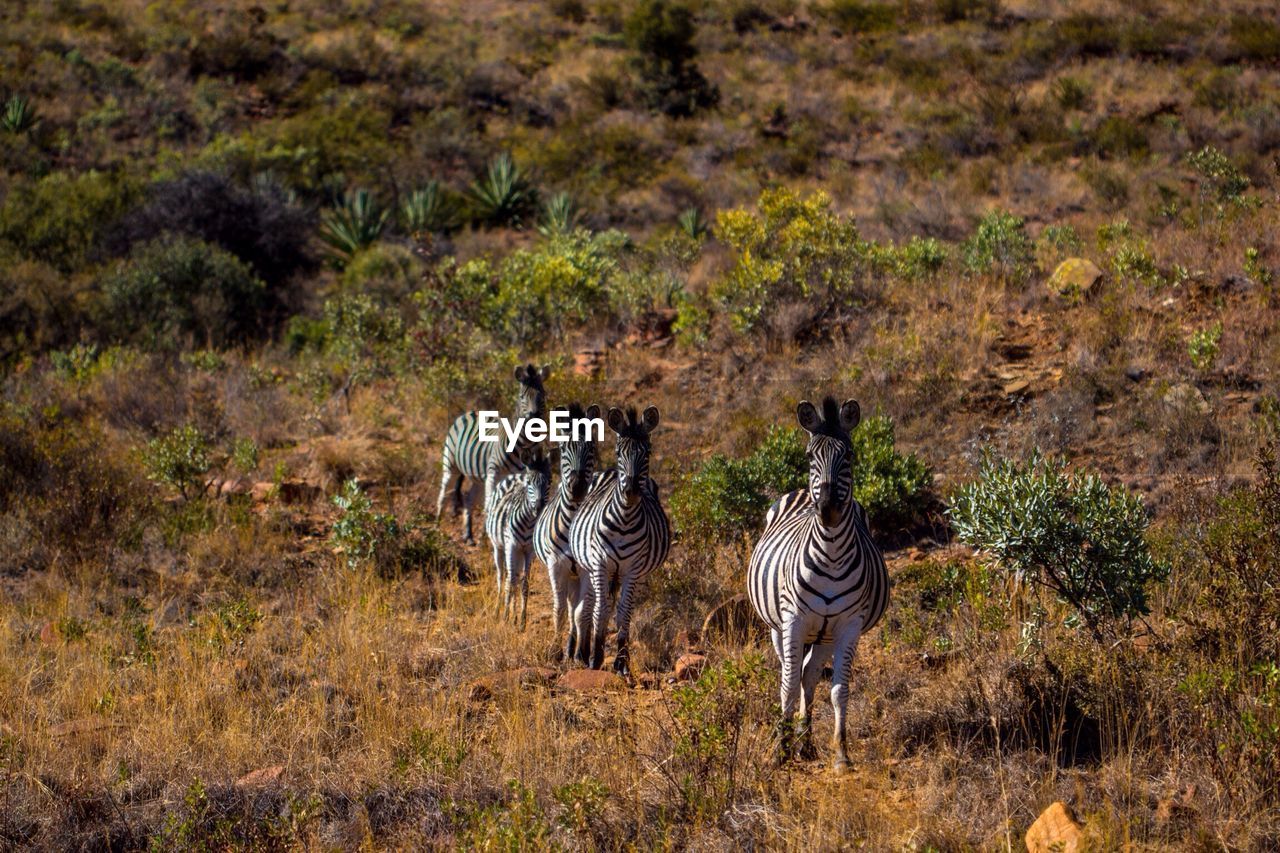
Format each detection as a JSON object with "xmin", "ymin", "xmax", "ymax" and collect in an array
[{"xmin": 3, "ymin": 0, "xmax": 1280, "ymax": 849}]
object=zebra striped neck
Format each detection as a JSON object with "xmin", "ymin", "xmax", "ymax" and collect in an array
[{"xmin": 802, "ymin": 499, "xmax": 859, "ymax": 564}]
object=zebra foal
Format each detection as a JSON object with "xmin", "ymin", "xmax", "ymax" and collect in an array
[
  {"xmin": 747, "ymin": 397, "xmax": 889, "ymax": 773},
  {"xmin": 485, "ymin": 444, "xmax": 552, "ymax": 629},
  {"xmin": 435, "ymin": 363, "xmax": 549, "ymax": 544},
  {"xmin": 533, "ymin": 403, "xmax": 602, "ymax": 659},
  {"xmin": 568, "ymin": 406, "xmax": 670, "ymax": 674}
]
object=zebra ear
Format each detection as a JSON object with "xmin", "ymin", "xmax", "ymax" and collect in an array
[
  {"xmin": 641, "ymin": 406, "xmax": 660, "ymax": 434},
  {"xmin": 539, "ymin": 364, "xmax": 552, "ymax": 382},
  {"xmin": 606, "ymin": 407, "xmax": 626, "ymax": 434},
  {"xmin": 513, "ymin": 365, "xmax": 528, "ymax": 382},
  {"xmin": 585, "ymin": 403, "xmax": 602, "ymax": 420},
  {"xmin": 796, "ymin": 400, "xmax": 821, "ymax": 434},
  {"xmin": 838, "ymin": 399, "xmax": 861, "ymax": 433}
]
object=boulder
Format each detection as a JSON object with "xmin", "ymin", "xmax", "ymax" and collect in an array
[
  {"xmin": 467, "ymin": 667, "xmax": 557, "ymax": 702},
  {"xmin": 557, "ymin": 669, "xmax": 627, "ymax": 692},
  {"xmin": 1163, "ymin": 382, "xmax": 1211, "ymax": 416},
  {"xmin": 234, "ymin": 765, "xmax": 284, "ymax": 790},
  {"xmin": 701, "ymin": 595, "xmax": 766, "ymax": 645},
  {"xmin": 674, "ymin": 653, "xmax": 708, "ymax": 682},
  {"xmin": 1048, "ymin": 258, "xmax": 1103, "ymax": 299},
  {"xmin": 1025, "ymin": 801, "xmax": 1082, "ymax": 853}
]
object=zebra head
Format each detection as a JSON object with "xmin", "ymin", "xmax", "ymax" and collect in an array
[
  {"xmin": 796, "ymin": 396, "xmax": 861, "ymax": 526},
  {"xmin": 558, "ymin": 403, "xmax": 601, "ymax": 502},
  {"xmin": 607, "ymin": 405, "xmax": 659, "ymax": 509},
  {"xmin": 517, "ymin": 443, "xmax": 552, "ymax": 516},
  {"xmin": 513, "ymin": 363, "xmax": 550, "ymax": 421}
]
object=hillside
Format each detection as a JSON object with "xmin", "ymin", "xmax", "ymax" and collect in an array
[{"xmin": 2, "ymin": 0, "xmax": 1280, "ymax": 849}]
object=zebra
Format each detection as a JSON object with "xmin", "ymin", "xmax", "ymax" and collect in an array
[
  {"xmin": 746, "ymin": 397, "xmax": 889, "ymax": 774},
  {"xmin": 435, "ymin": 364, "xmax": 549, "ymax": 545},
  {"xmin": 568, "ymin": 406, "xmax": 670, "ymax": 674},
  {"xmin": 533, "ymin": 403, "xmax": 602, "ymax": 659},
  {"xmin": 484, "ymin": 444, "xmax": 552, "ymax": 629}
]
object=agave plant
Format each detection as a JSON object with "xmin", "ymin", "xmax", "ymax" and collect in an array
[
  {"xmin": 536, "ymin": 192, "xmax": 581, "ymax": 237},
  {"xmin": 1, "ymin": 94, "xmax": 38, "ymax": 135},
  {"xmin": 319, "ymin": 188, "xmax": 388, "ymax": 265},
  {"xmin": 401, "ymin": 181, "xmax": 454, "ymax": 234},
  {"xmin": 676, "ymin": 207, "xmax": 709, "ymax": 240},
  {"xmin": 469, "ymin": 153, "xmax": 535, "ymax": 227}
]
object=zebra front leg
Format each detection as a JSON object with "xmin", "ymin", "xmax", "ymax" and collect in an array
[
  {"xmin": 611, "ymin": 575, "xmax": 639, "ymax": 677},
  {"xmin": 547, "ymin": 557, "xmax": 566, "ymax": 636},
  {"xmin": 797, "ymin": 643, "xmax": 831, "ymax": 761},
  {"xmin": 589, "ymin": 569, "xmax": 611, "ymax": 670},
  {"xmin": 829, "ymin": 618, "xmax": 864, "ymax": 775},
  {"xmin": 775, "ymin": 619, "xmax": 806, "ymax": 763},
  {"xmin": 567, "ymin": 567, "xmax": 588, "ymax": 663},
  {"xmin": 518, "ymin": 551, "xmax": 530, "ymax": 631}
]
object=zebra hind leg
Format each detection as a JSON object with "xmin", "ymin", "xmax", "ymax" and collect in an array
[
  {"xmin": 774, "ymin": 620, "xmax": 806, "ymax": 764},
  {"xmin": 462, "ymin": 480, "xmax": 483, "ymax": 546},
  {"xmin": 436, "ymin": 464, "xmax": 460, "ymax": 522},
  {"xmin": 610, "ymin": 575, "xmax": 639, "ymax": 677}
]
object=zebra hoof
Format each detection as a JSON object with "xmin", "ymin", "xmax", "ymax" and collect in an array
[{"xmin": 832, "ymin": 757, "xmax": 851, "ymax": 776}]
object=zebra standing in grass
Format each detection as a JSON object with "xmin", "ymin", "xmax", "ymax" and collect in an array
[
  {"xmin": 435, "ymin": 364, "xmax": 549, "ymax": 545},
  {"xmin": 747, "ymin": 397, "xmax": 889, "ymax": 774},
  {"xmin": 484, "ymin": 444, "xmax": 552, "ymax": 629},
  {"xmin": 569, "ymin": 406, "xmax": 670, "ymax": 674},
  {"xmin": 533, "ymin": 403, "xmax": 602, "ymax": 658}
]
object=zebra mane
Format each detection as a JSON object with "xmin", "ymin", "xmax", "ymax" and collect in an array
[
  {"xmin": 814, "ymin": 396, "xmax": 849, "ymax": 439},
  {"xmin": 616, "ymin": 407, "xmax": 650, "ymax": 442}
]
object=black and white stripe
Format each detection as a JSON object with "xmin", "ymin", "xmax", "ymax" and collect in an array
[
  {"xmin": 485, "ymin": 445, "xmax": 552, "ymax": 629},
  {"xmin": 533, "ymin": 403, "xmax": 602, "ymax": 658},
  {"xmin": 435, "ymin": 364, "xmax": 549, "ymax": 544},
  {"xmin": 568, "ymin": 406, "xmax": 671, "ymax": 674},
  {"xmin": 747, "ymin": 397, "xmax": 889, "ymax": 773}
]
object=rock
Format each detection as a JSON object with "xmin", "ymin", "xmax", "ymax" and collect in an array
[
  {"xmin": 467, "ymin": 667, "xmax": 557, "ymax": 702},
  {"xmin": 557, "ymin": 669, "xmax": 627, "ymax": 692},
  {"xmin": 1025, "ymin": 801, "xmax": 1082, "ymax": 853},
  {"xmin": 674, "ymin": 628, "xmax": 702, "ymax": 653},
  {"xmin": 1002, "ymin": 378, "xmax": 1031, "ymax": 397},
  {"xmin": 250, "ymin": 481, "xmax": 275, "ymax": 502},
  {"xmin": 234, "ymin": 765, "xmax": 284, "ymax": 790},
  {"xmin": 249, "ymin": 478, "xmax": 322, "ymax": 505},
  {"xmin": 573, "ymin": 349, "xmax": 605, "ymax": 376},
  {"xmin": 39, "ymin": 621, "xmax": 59, "ymax": 645},
  {"xmin": 674, "ymin": 653, "xmax": 707, "ymax": 681},
  {"xmin": 1163, "ymin": 382, "xmax": 1211, "ymax": 416},
  {"xmin": 1124, "ymin": 367, "xmax": 1146, "ymax": 382},
  {"xmin": 701, "ymin": 595, "xmax": 765, "ymax": 645},
  {"xmin": 1048, "ymin": 258, "xmax": 1103, "ymax": 299},
  {"xmin": 220, "ymin": 478, "xmax": 251, "ymax": 497}
]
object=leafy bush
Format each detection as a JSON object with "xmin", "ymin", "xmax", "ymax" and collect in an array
[
  {"xmin": 143, "ymin": 424, "xmax": 213, "ymax": 500},
  {"xmin": 320, "ymin": 188, "xmax": 388, "ymax": 265},
  {"xmin": 468, "ymin": 153, "xmax": 536, "ymax": 227},
  {"xmin": 536, "ymin": 191, "xmax": 581, "ymax": 237},
  {"xmin": 824, "ymin": 0, "xmax": 897, "ymax": 34},
  {"xmin": 1188, "ymin": 322, "xmax": 1223, "ymax": 372},
  {"xmin": 1187, "ymin": 145, "xmax": 1251, "ymax": 213},
  {"xmin": 671, "ymin": 425, "xmax": 807, "ymax": 542},
  {"xmin": 712, "ymin": 188, "xmax": 868, "ymax": 335},
  {"xmin": 0, "ymin": 260, "xmax": 89, "ymax": 361},
  {"xmin": 962, "ymin": 209, "xmax": 1033, "ymax": 279},
  {"xmin": 330, "ymin": 478, "xmax": 401, "ymax": 571},
  {"xmin": 107, "ymin": 170, "xmax": 314, "ymax": 292},
  {"xmin": 0, "ymin": 170, "xmax": 135, "ymax": 272},
  {"xmin": 101, "ymin": 237, "xmax": 268, "ymax": 349},
  {"xmin": 672, "ymin": 415, "xmax": 931, "ymax": 542},
  {"xmin": 1, "ymin": 94, "xmax": 38, "ymax": 134},
  {"xmin": 624, "ymin": 0, "xmax": 719, "ymax": 117},
  {"xmin": 950, "ymin": 451, "xmax": 1168, "ymax": 641}
]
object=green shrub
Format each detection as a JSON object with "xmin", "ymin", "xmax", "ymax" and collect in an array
[
  {"xmin": 330, "ymin": 478, "xmax": 401, "ymax": 571},
  {"xmin": 1188, "ymin": 322, "xmax": 1222, "ymax": 372},
  {"xmin": 468, "ymin": 153, "xmax": 536, "ymax": 227},
  {"xmin": 101, "ymin": 237, "xmax": 267, "ymax": 350},
  {"xmin": 1, "ymin": 94, "xmax": 38, "ymax": 134},
  {"xmin": 676, "ymin": 207, "xmax": 709, "ymax": 240},
  {"xmin": 624, "ymin": 0, "xmax": 719, "ymax": 117},
  {"xmin": 0, "ymin": 260, "xmax": 89, "ymax": 361},
  {"xmin": 143, "ymin": 424, "xmax": 213, "ymax": 500},
  {"xmin": 320, "ymin": 188, "xmax": 388, "ymax": 265},
  {"xmin": 400, "ymin": 181, "xmax": 455, "ymax": 234},
  {"xmin": 1187, "ymin": 145, "xmax": 1251, "ymax": 213},
  {"xmin": 1051, "ymin": 76, "xmax": 1092, "ymax": 111},
  {"xmin": 848, "ymin": 415, "xmax": 933, "ymax": 531},
  {"xmin": 671, "ymin": 425, "xmax": 807, "ymax": 543},
  {"xmin": 712, "ymin": 187, "xmax": 869, "ymax": 334},
  {"xmin": 1090, "ymin": 116, "xmax": 1148, "ymax": 159},
  {"xmin": 341, "ymin": 242, "xmax": 423, "ymax": 302},
  {"xmin": 536, "ymin": 191, "xmax": 582, "ymax": 237},
  {"xmin": 824, "ymin": 0, "xmax": 897, "ymax": 34},
  {"xmin": 962, "ymin": 209, "xmax": 1033, "ymax": 279},
  {"xmin": 0, "ymin": 170, "xmax": 135, "ymax": 272},
  {"xmin": 1228, "ymin": 15, "xmax": 1280, "ymax": 62},
  {"xmin": 950, "ymin": 450, "xmax": 1168, "ymax": 641}
]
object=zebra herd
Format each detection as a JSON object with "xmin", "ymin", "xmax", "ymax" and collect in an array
[{"xmin": 435, "ymin": 365, "xmax": 888, "ymax": 772}]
